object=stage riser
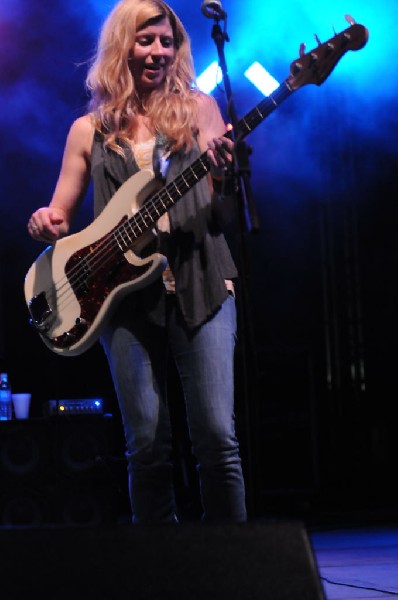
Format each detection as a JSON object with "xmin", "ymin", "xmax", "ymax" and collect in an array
[{"xmin": 0, "ymin": 521, "xmax": 325, "ymax": 599}]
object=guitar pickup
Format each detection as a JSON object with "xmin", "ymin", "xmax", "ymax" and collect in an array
[{"xmin": 28, "ymin": 291, "xmax": 54, "ymax": 332}]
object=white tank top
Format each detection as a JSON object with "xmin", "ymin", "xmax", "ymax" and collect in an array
[{"xmin": 133, "ymin": 139, "xmax": 175, "ymax": 293}]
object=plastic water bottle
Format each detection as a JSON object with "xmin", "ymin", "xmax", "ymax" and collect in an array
[{"xmin": 0, "ymin": 372, "xmax": 12, "ymax": 420}]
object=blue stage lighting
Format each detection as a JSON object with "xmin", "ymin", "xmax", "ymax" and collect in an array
[
  {"xmin": 197, "ymin": 61, "xmax": 223, "ymax": 93},
  {"xmin": 244, "ymin": 62, "xmax": 279, "ymax": 96}
]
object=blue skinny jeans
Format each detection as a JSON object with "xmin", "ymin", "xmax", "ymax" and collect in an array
[{"xmin": 101, "ymin": 293, "xmax": 247, "ymax": 524}]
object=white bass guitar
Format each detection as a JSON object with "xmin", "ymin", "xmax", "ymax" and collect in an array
[{"xmin": 24, "ymin": 20, "xmax": 368, "ymax": 356}]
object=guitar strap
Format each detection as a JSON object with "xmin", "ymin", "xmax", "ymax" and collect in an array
[{"xmin": 153, "ymin": 133, "xmax": 171, "ymax": 182}]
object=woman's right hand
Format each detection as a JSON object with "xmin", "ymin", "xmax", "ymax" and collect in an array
[{"xmin": 27, "ymin": 207, "xmax": 69, "ymax": 243}]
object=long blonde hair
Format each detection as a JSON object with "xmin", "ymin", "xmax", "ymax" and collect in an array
[{"xmin": 86, "ymin": 0, "xmax": 200, "ymax": 155}]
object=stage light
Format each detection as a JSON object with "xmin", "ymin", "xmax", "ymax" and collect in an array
[
  {"xmin": 196, "ymin": 61, "xmax": 223, "ymax": 93},
  {"xmin": 198, "ymin": 60, "xmax": 279, "ymax": 97},
  {"xmin": 244, "ymin": 62, "xmax": 280, "ymax": 96}
]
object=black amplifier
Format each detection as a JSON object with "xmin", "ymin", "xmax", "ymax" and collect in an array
[{"xmin": 44, "ymin": 398, "xmax": 104, "ymax": 416}]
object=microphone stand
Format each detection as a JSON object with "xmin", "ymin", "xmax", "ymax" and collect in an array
[
  {"xmin": 209, "ymin": 18, "xmax": 260, "ymax": 514},
  {"xmin": 211, "ymin": 21, "xmax": 260, "ymax": 233}
]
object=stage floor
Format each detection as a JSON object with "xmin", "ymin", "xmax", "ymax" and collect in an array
[{"xmin": 311, "ymin": 525, "xmax": 398, "ymax": 599}]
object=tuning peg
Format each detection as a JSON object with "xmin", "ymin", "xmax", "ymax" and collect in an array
[
  {"xmin": 314, "ymin": 33, "xmax": 322, "ymax": 46},
  {"xmin": 344, "ymin": 14, "xmax": 356, "ymax": 25},
  {"xmin": 299, "ymin": 42, "xmax": 306, "ymax": 57}
]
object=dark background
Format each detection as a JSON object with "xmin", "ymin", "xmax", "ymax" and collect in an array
[{"xmin": 1, "ymin": 0, "xmax": 397, "ymax": 525}]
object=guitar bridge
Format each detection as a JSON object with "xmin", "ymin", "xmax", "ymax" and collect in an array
[{"xmin": 28, "ymin": 291, "xmax": 54, "ymax": 332}]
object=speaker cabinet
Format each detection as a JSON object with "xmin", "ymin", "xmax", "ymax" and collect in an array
[
  {"xmin": 0, "ymin": 416, "xmax": 122, "ymax": 528},
  {"xmin": 0, "ymin": 520, "xmax": 325, "ymax": 599},
  {"xmin": 0, "ymin": 419, "xmax": 50, "ymax": 481}
]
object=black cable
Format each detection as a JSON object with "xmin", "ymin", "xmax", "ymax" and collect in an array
[{"xmin": 321, "ymin": 575, "xmax": 398, "ymax": 596}]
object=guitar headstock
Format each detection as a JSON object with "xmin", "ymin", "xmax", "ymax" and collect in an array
[{"xmin": 288, "ymin": 20, "xmax": 369, "ymax": 91}]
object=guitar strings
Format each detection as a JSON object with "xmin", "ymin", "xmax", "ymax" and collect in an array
[
  {"xmin": 38, "ymin": 84, "xmax": 293, "ymax": 340},
  {"xmin": 39, "ymin": 154, "xmax": 213, "ymax": 324},
  {"xmin": 41, "ymin": 85, "xmax": 291, "ymax": 315}
]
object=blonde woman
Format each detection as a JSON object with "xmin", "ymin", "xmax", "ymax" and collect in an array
[{"xmin": 28, "ymin": 0, "xmax": 247, "ymax": 524}]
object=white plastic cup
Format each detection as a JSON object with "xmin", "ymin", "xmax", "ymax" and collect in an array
[{"xmin": 12, "ymin": 393, "xmax": 31, "ymax": 419}]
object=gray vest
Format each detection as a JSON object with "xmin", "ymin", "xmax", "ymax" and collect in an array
[{"xmin": 91, "ymin": 132, "xmax": 237, "ymax": 329}]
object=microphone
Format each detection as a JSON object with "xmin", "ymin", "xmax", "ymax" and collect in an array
[{"xmin": 201, "ymin": 0, "xmax": 227, "ymax": 20}]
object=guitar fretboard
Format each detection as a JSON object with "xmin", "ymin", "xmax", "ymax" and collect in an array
[{"xmin": 114, "ymin": 79, "xmax": 294, "ymax": 252}]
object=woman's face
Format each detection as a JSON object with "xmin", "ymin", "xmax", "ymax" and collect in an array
[{"xmin": 131, "ymin": 17, "xmax": 176, "ymax": 94}]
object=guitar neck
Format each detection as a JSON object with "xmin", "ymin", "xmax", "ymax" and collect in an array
[
  {"xmin": 233, "ymin": 79, "xmax": 294, "ymax": 141},
  {"xmin": 124, "ymin": 79, "xmax": 294, "ymax": 241}
]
